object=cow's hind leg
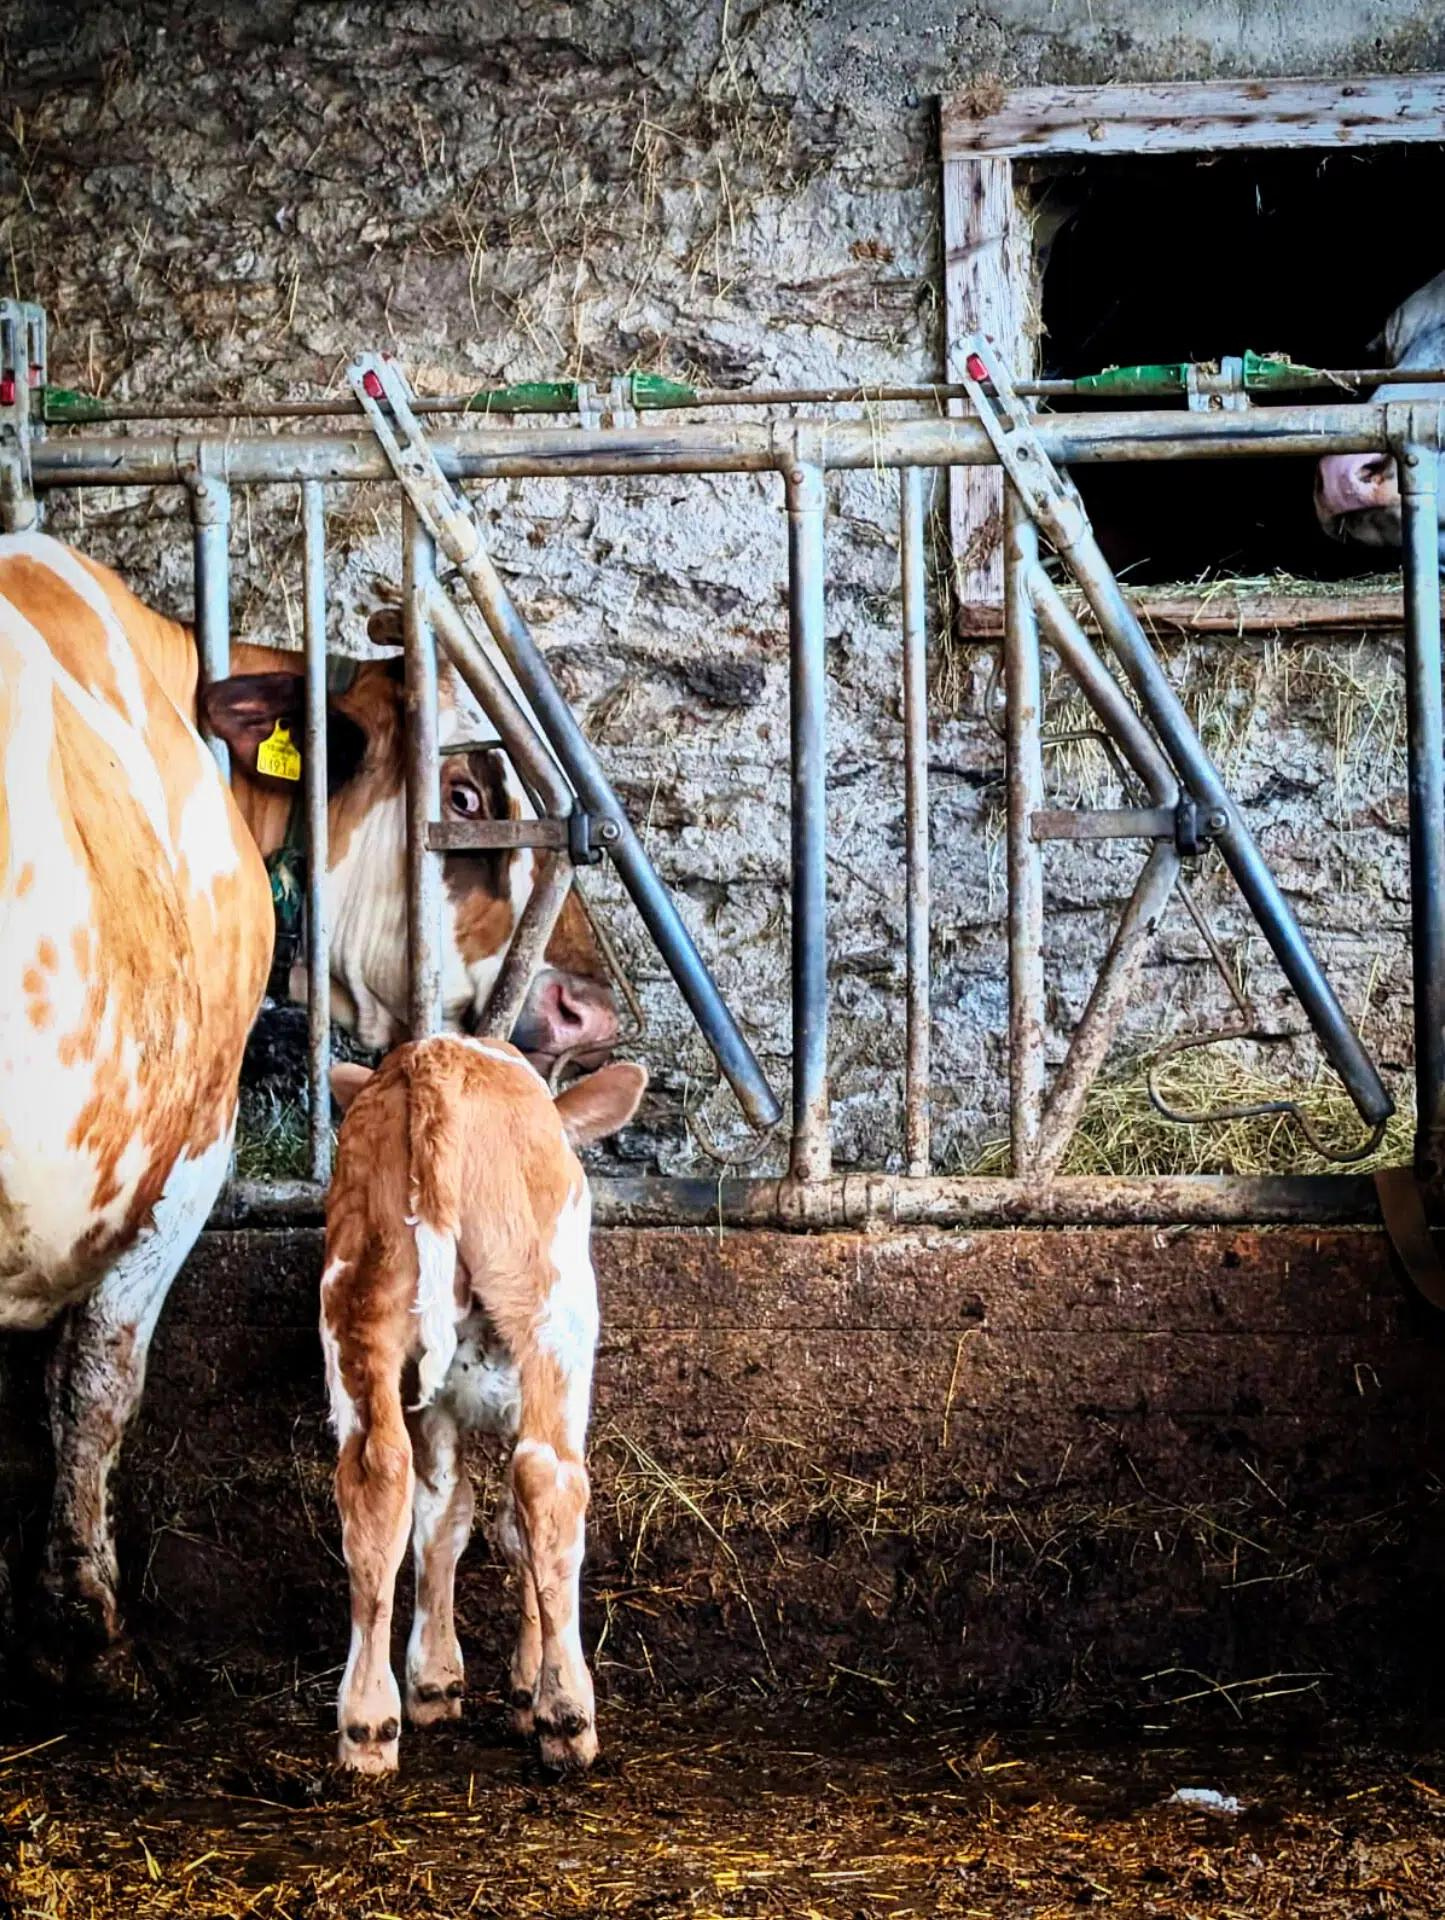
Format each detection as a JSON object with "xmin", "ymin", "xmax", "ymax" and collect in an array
[
  {"xmin": 404, "ymin": 1405, "xmax": 472, "ymax": 1727},
  {"xmin": 38, "ymin": 1132, "xmax": 231, "ymax": 1688}
]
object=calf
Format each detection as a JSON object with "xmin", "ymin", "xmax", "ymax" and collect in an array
[{"xmin": 321, "ymin": 1036, "xmax": 646, "ymax": 1775}]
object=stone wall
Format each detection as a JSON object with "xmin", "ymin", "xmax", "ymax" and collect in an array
[{"xmin": 2, "ymin": 0, "xmax": 1437, "ymax": 1174}]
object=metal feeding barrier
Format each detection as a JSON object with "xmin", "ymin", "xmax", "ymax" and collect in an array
[{"xmin": 4, "ymin": 294, "xmax": 1443, "ymax": 1234}]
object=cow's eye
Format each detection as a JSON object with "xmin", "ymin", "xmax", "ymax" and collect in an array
[{"xmin": 450, "ymin": 781, "xmax": 483, "ymax": 817}]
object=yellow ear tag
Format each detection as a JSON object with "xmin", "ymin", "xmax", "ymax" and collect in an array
[{"xmin": 257, "ymin": 722, "xmax": 302, "ymax": 782}]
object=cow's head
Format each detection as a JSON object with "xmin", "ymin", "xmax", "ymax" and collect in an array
[
  {"xmin": 1315, "ymin": 267, "xmax": 1445, "ymax": 554},
  {"xmin": 201, "ymin": 658, "xmax": 619, "ymax": 1065}
]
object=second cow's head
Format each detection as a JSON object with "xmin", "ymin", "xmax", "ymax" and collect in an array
[{"xmin": 201, "ymin": 656, "xmax": 618, "ymax": 1067}]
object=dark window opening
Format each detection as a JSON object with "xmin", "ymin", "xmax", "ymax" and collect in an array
[{"xmin": 1032, "ymin": 145, "xmax": 1445, "ymax": 586}]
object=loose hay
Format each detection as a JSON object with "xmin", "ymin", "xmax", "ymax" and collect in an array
[{"xmin": 3, "ymin": 1695, "xmax": 1444, "ymax": 1918}]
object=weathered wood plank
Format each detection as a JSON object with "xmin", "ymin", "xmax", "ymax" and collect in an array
[
  {"xmin": 942, "ymin": 152, "xmax": 1030, "ymax": 626},
  {"xmin": 962, "ymin": 586, "xmax": 1407, "ymax": 639},
  {"xmin": 942, "ymin": 75, "xmax": 1445, "ymax": 160}
]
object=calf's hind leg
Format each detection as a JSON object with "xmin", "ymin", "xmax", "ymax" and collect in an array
[
  {"xmin": 334, "ymin": 1411, "xmax": 414, "ymax": 1774},
  {"xmin": 494, "ymin": 1484, "xmax": 544, "ymax": 1736},
  {"xmin": 405, "ymin": 1405, "xmax": 473, "ymax": 1726},
  {"xmin": 508, "ymin": 1419, "xmax": 595, "ymax": 1773}
]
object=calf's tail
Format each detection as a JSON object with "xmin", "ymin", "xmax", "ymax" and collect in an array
[{"xmin": 404, "ymin": 1044, "xmax": 465, "ymax": 1408}]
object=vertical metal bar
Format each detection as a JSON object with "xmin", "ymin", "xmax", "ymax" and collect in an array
[
  {"xmin": 190, "ymin": 472, "xmax": 232, "ymax": 778},
  {"xmin": 301, "ymin": 480, "xmax": 332, "ymax": 1183},
  {"xmin": 1399, "ymin": 434, "xmax": 1445, "ymax": 1178},
  {"xmin": 900, "ymin": 467, "xmax": 931, "ymax": 1176},
  {"xmin": 1004, "ymin": 485, "xmax": 1046, "ymax": 1173},
  {"xmin": 786, "ymin": 453, "xmax": 830, "ymax": 1182},
  {"xmin": 1033, "ymin": 841, "xmax": 1182, "ymax": 1176},
  {"xmin": 402, "ymin": 503, "xmax": 444, "ymax": 1038}
]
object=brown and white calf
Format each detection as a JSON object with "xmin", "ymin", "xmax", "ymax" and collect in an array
[{"xmin": 321, "ymin": 1036, "xmax": 645, "ymax": 1775}]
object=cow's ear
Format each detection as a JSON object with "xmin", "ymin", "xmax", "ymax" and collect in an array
[
  {"xmin": 330, "ymin": 1062, "xmax": 374, "ymax": 1113},
  {"xmin": 202, "ymin": 672, "xmax": 306, "ymax": 791},
  {"xmin": 554, "ymin": 1061, "xmax": 648, "ymax": 1148},
  {"xmin": 365, "ymin": 608, "xmax": 404, "ymax": 648},
  {"xmin": 201, "ymin": 671, "xmax": 369, "ymax": 796}
]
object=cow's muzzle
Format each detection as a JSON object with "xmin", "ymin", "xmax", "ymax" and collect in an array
[{"xmin": 508, "ymin": 967, "xmax": 619, "ymax": 1078}]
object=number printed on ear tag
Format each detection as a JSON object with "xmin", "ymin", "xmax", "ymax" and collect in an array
[{"xmin": 257, "ymin": 722, "xmax": 302, "ymax": 781}]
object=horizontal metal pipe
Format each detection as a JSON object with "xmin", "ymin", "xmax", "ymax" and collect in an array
[
  {"xmin": 1031, "ymin": 806, "xmax": 1175, "ymax": 842},
  {"xmin": 44, "ymin": 368, "xmax": 1445, "ymax": 425},
  {"xmin": 30, "ymin": 402, "xmax": 1405, "ymax": 489},
  {"xmin": 214, "ymin": 1170, "xmax": 1381, "ymax": 1230}
]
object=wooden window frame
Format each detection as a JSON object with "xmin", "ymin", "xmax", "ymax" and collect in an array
[{"xmin": 940, "ymin": 73, "xmax": 1445, "ymax": 631}]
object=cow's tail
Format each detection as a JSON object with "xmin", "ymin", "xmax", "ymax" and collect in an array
[{"xmin": 405, "ymin": 1042, "xmax": 463, "ymax": 1409}]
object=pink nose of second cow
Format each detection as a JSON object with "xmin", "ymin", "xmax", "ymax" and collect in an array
[
  {"xmin": 1315, "ymin": 451, "xmax": 1399, "ymax": 519},
  {"xmin": 509, "ymin": 968, "xmax": 620, "ymax": 1071}
]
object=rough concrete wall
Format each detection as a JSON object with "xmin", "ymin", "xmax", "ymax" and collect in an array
[{"xmin": 1, "ymin": 1, "xmax": 1436, "ymax": 1174}]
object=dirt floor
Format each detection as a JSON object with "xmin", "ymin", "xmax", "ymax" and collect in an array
[{"xmin": 2, "ymin": 1685, "xmax": 1443, "ymax": 1918}]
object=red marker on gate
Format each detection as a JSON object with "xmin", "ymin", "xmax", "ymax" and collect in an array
[
  {"xmin": 965, "ymin": 353, "xmax": 988, "ymax": 383},
  {"xmin": 362, "ymin": 370, "xmax": 384, "ymax": 399},
  {"xmin": 0, "ymin": 375, "xmax": 15, "ymax": 406}
]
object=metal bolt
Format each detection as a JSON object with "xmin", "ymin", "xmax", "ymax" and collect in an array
[
  {"xmin": 1206, "ymin": 808, "xmax": 1228, "ymax": 832},
  {"xmin": 597, "ymin": 818, "xmax": 621, "ymax": 845}
]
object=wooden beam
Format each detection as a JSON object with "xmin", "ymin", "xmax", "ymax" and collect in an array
[
  {"xmin": 962, "ymin": 584, "xmax": 1406, "ymax": 640},
  {"xmin": 942, "ymin": 74, "xmax": 1445, "ymax": 161},
  {"xmin": 942, "ymin": 152, "xmax": 1029, "ymax": 625}
]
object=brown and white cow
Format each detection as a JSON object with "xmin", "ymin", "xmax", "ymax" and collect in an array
[
  {"xmin": 322, "ymin": 1037, "xmax": 645, "ymax": 1775},
  {"xmin": 1315, "ymin": 267, "xmax": 1445, "ymax": 554},
  {"xmin": 0, "ymin": 530, "xmax": 617, "ymax": 1677}
]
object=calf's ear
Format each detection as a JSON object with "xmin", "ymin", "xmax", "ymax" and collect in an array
[
  {"xmin": 330, "ymin": 1062, "xmax": 375, "ymax": 1113},
  {"xmin": 554, "ymin": 1061, "xmax": 648, "ymax": 1148}
]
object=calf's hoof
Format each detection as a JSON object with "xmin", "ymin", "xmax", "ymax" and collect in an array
[
  {"xmin": 536, "ymin": 1702, "xmax": 598, "ymax": 1776},
  {"xmin": 508, "ymin": 1685, "xmax": 536, "ymax": 1739},
  {"xmin": 338, "ymin": 1716, "xmax": 401, "ymax": 1775},
  {"xmin": 407, "ymin": 1680, "xmax": 464, "ymax": 1728}
]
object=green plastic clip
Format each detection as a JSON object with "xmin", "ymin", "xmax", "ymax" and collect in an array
[
  {"xmin": 1241, "ymin": 350, "xmax": 1318, "ymax": 389},
  {"xmin": 41, "ymin": 385, "xmax": 110, "ymax": 423},
  {"xmin": 1073, "ymin": 362, "xmax": 1190, "ymax": 395},
  {"xmin": 629, "ymin": 372, "xmax": 698, "ymax": 410}
]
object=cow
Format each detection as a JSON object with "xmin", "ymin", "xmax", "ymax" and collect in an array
[
  {"xmin": 321, "ymin": 1037, "xmax": 646, "ymax": 1775},
  {"xmin": 0, "ymin": 529, "xmax": 618, "ymax": 1683},
  {"xmin": 1315, "ymin": 267, "xmax": 1445, "ymax": 554}
]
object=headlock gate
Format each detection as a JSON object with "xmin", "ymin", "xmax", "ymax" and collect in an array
[{"xmin": 4, "ymin": 295, "xmax": 1444, "ymax": 1237}]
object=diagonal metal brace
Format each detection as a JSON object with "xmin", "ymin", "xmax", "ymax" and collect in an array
[
  {"xmin": 961, "ymin": 335, "xmax": 1393, "ymax": 1131},
  {"xmin": 347, "ymin": 351, "xmax": 781, "ymax": 1129}
]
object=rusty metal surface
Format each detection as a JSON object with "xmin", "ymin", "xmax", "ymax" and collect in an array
[
  {"xmin": 1030, "ymin": 805, "xmax": 1176, "ymax": 842},
  {"xmin": 215, "ymin": 1169, "xmax": 1381, "ymax": 1229},
  {"xmin": 1004, "ymin": 488, "xmax": 1045, "ymax": 1173},
  {"xmin": 900, "ymin": 465, "xmax": 931, "ymax": 1177}
]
